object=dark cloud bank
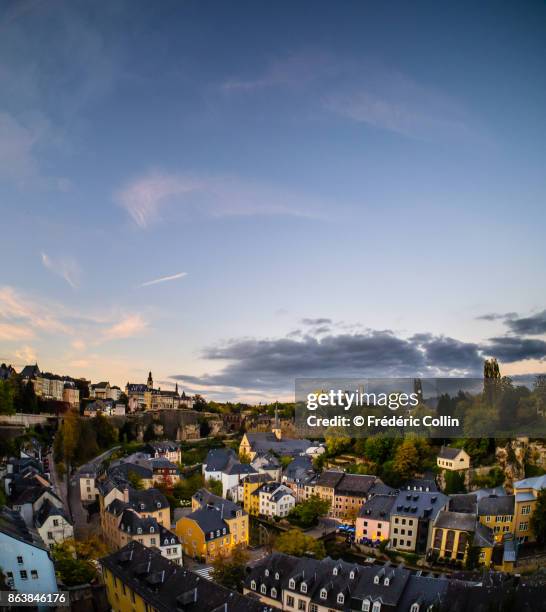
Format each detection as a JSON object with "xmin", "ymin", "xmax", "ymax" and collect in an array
[{"xmin": 171, "ymin": 311, "xmax": 546, "ymax": 393}]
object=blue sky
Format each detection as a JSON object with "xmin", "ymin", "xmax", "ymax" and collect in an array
[{"xmin": 1, "ymin": 0, "xmax": 546, "ymax": 400}]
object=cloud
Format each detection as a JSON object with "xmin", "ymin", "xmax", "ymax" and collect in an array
[
  {"xmin": 116, "ymin": 172, "xmax": 325, "ymax": 229},
  {"xmin": 171, "ymin": 329, "xmax": 485, "ymax": 393},
  {"xmin": 41, "ymin": 252, "xmax": 81, "ymax": 289},
  {"xmin": 504, "ymin": 310, "xmax": 546, "ymax": 336},
  {"xmin": 101, "ymin": 314, "xmax": 148, "ymax": 341},
  {"xmin": 140, "ymin": 272, "xmax": 188, "ymax": 287},
  {"xmin": 482, "ymin": 337, "xmax": 546, "ymax": 363},
  {"xmin": 301, "ymin": 318, "xmax": 333, "ymax": 326},
  {"xmin": 0, "ymin": 323, "xmax": 35, "ymax": 341},
  {"xmin": 0, "ymin": 286, "xmax": 71, "ymax": 334},
  {"xmin": 15, "ymin": 345, "xmax": 37, "ymax": 364}
]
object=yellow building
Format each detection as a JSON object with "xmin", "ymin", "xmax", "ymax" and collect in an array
[
  {"xmin": 241, "ymin": 473, "xmax": 272, "ymax": 516},
  {"xmin": 431, "ymin": 511, "xmax": 494, "ymax": 566},
  {"xmin": 176, "ymin": 489, "xmax": 248, "ymax": 562},
  {"xmin": 513, "ymin": 475, "xmax": 546, "ymax": 542},
  {"xmin": 100, "ymin": 541, "xmax": 259, "ymax": 612},
  {"xmin": 437, "ymin": 446, "xmax": 471, "ymax": 471},
  {"xmin": 477, "ymin": 495, "xmax": 515, "ymax": 543}
]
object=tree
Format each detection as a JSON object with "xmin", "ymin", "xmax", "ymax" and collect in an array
[
  {"xmin": 93, "ymin": 412, "xmax": 117, "ymax": 448},
  {"xmin": 0, "ymin": 379, "xmax": 15, "ymax": 415},
  {"xmin": 392, "ymin": 439, "xmax": 420, "ymax": 482},
  {"xmin": 530, "ymin": 489, "xmax": 546, "ymax": 544},
  {"xmin": 273, "ymin": 529, "xmax": 325, "ymax": 559},
  {"xmin": 210, "ymin": 546, "xmax": 249, "ymax": 591},
  {"xmin": 288, "ymin": 495, "xmax": 330, "ymax": 528},
  {"xmin": 444, "ymin": 470, "xmax": 466, "ymax": 494},
  {"xmin": 325, "ymin": 434, "xmax": 352, "ymax": 457},
  {"xmin": 143, "ymin": 423, "xmax": 156, "ymax": 442},
  {"xmin": 128, "ymin": 470, "xmax": 144, "ymax": 490},
  {"xmin": 206, "ymin": 478, "xmax": 222, "ymax": 496},
  {"xmin": 52, "ymin": 536, "xmax": 107, "ymax": 587},
  {"xmin": 362, "ymin": 434, "xmax": 397, "ymax": 464}
]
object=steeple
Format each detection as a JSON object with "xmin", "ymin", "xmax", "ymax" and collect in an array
[
  {"xmin": 147, "ymin": 371, "xmax": 153, "ymax": 389},
  {"xmin": 272, "ymin": 402, "xmax": 282, "ymax": 440},
  {"xmin": 175, "ymin": 382, "xmax": 179, "ymax": 395}
]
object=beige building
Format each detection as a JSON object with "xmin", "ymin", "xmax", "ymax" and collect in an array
[
  {"xmin": 513, "ymin": 474, "xmax": 546, "ymax": 542},
  {"xmin": 437, "ymin": 446, "xmax": 470, "ymax": 471}
]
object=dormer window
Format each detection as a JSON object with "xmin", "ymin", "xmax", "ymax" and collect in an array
[
  {"xmin": 333, "ymin": 567, "xmax": 338, "ymax": 576},
  {"xmin": 156, "ymin": 502, "xmax": 161, "ymax": 508},
  {"xmin": 260, "ymin": 584, "xmax": 267, "ymax": 595},
  {"xmin": 216, "ymin": 530, "xmax": 220, "ymax": 537},
  {"xmin": 271, "ymin": 587, "xmax": 277, "ymax": 598},
  {"xmin": 362, "ymin": 601, "xmax": 371, "ymax": 612},
  {"xmin": 374, "ymin": 575, "xmax": 380, "ymax": 584},
  {"xmin": 265, "ymin": 569, "xmax": 269, "ymax": 577},
  {"xmin": 384, "ymin": 577, "xmax": 390, "ymax": 586},
  {"xmin": 372, "ymin": 603, "xmax": 381, "ymax": 612},
  {"xmin": 320, "ymin": 589, "xmax": 327, "ymax": 600},
  {"xmin": 289, "ymin": 578, "xmax": 295, "ymax": 589},
  {"xmin": 275, "ymin": 572, "xmax": 279, "ymax": 580},
  {"xmin": 223, "ymin": 528, "xmax": 226, "ymax": 535},
  {"xmin": 350, "ymin": 570, "xmax": 356, "ymax": 579},
  {"xmin": 337, "ymin": 593, "xmax": 345, "ymax": 605},
  {"xmin": 171, "ymin": 538, "xmax": 175, "ymax": 544},
  {"xmin": 410, "ymin": 604, "xmax": 420, "ymax": 612},
  {"xmin": 209, "ymin": 531, "xmax": 214, "ymax": 539},
  {"xmin": 300, "ymin": 582, "xmax": 307, "ymax": 593},
  {"xmin": 150, "ymin": 527, "xmax": 154, "ymax": 533},
  {"xmin": 251, "ymin": 580, "xmax": 256, "ymax": 590},
  {"xmin": 137, "ymin": 528, "xmax": 142, "ymax": 534},
  {"xmin": 140, "ymin": 503, "xmax": 145, "ymax": 510}
]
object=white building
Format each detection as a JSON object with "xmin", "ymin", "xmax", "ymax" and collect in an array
[
  {"xmin": 34, "ymin": 500, "xmax": 74, "ymax": 549},
  {"xmin": 79, "ymin": 464, "xmax": 100, "ymax": 502},
  {"xmin": 258, "ymin": 483, "xmax": 295, "ymax": 518}
]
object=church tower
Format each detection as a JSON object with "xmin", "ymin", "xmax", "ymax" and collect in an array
[
  {"xmin": 272, "ymin": 403, "xmax": 282, "ymax": 440},
  {"xmin": 147, "ymin": 371, "xmax": 153, "ymax": 389}
]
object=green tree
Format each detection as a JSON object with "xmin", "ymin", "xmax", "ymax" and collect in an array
[
  {"xmin": 92, "ymin": 412, "xmax": 117, "ymax": 448},
  {"xmin": 0, "ymin": 379, "xmax": 15, "ymax": 415},
  {"xmin": 128, "ymin": 470, "xmax": 144, "ymax": 490},
  {"xmin": 530, "ymin": 489, "xmax": 546, "ymax": 544},
  {"xmin": 392, "ymin": 439, "xmax": 420, "ymax": 482},
  {"xmin": 206, "ymin": 478, "xmax": 222, "ymax": 496},
  {"xmin": 210, "ymin": 546, "xmax": 249, "ymax": 591},
  {"xmin": 444, "ymin": 470, "xmax": 466, "ymax": 494},
  {"xmin": 288, "ymin": 495, "xmax": 330, "ymax": 528},
  {"xmin": 273, "ymin": 529, "xmax": 325, "ymax": 559}
]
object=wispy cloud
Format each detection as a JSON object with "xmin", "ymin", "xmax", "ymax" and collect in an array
[
  {"xmin": 116, "ymin": 172, "xmax": 325, "ymax": 229},
  {"xmin": 140, "ymin": 272, "xmax": 188, "ymax": 287},
  {"xmin": 0, "ymin": 323, "xmax": 35, "ymax": 341},
  {"xmin": 41, "ymin": 252, "xmax": 81, "ymax": 289},
  {"xmin": 101, "ymin": 314, "xmax": 148, "ymax": 341}
]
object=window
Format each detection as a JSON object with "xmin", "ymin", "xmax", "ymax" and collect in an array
[
  {"xmin": 17, "ymin": 556, "xmax": 23, "ymax": 564},
  {"xmin": 275, "ymin": 572, "xmax": 279, "ymax": 579},
  {"xmin": 271, "ymin": 588, "xmax": 277, "ymax": 598},
  {"xmin": 286, "ymin": 595, "xmax": 295, "ymax": 607},
  {"xmin": 298, "ymin": 601, "xmax": 306, "ymax": 611},
  {"xmin": 337, "ymin": 593, "xmax": 345, "ymax": 604},
  {"xmin": 250, "ymin": 580, "xmax": 256, "ymax": 590},
  {"xmin": 522, "ymin": 505, "xmax": 531, "ymax": 515},
  {"xmin": 384, "ymin": 577, "xmax": 390, "ymax": 586},
  {"xmin": 372, "ymin": 603, "xmax": 381, "ymax": 612},
  {"xmin": 31, "ymin": 570, "xmax": 38, "ymax": 580},
  {"xmin": 519, "ymin": 522, "xmax": 528, "ymax": 531},
  {"xmin": 47, "ymin": 531, "xmax": 53, "ymax": 540},
  {"xmin": 310, "ymin": 605, "xmax": 318, "ymax": 612},
  {"xmin": 265, "ymin": 569, "xmax": 269, "ymax": 577},
  {"xmin": 20, "ymin": 570, "xmax": 28, "ymax": 580},
  {"xmin": 300, "ymin": 582, "xmax": 307, "ymax": 593},
  {"xmin": 362, "ymin": 601, "xmax": 370, "ymax": 612},
  {"xmin": 151, "ymin": 538, "xmax": 156, "ymax": 545},
  {"xmin": 289, "ymin": 579, "xmax": 296, "ymax": 589},
  {"xmin": 320, "ymin": 589, "xmax": 327, "ymax": 600},
  {"xmin": 410, "ymin": 604, "xmax": 420, "ymax": 612},
  {"xmin": 374, "ymin": 575, "xmax": 380, "ymax": 584},
  {"xmin": 260, "ymin": 584, "xmax": 267, "ymax": 594}
]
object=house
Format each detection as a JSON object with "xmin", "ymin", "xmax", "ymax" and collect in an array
[
  {"xmin": 251, "ymin": 452, "xmax": 282, "ymax": 482},
  {"xmin": 282, "ymin": 455, "xmax": 317, "ymax": 502},
  {"xmin": 89, "ymin": 381, "xmax": 111, "ymax": 399},
  {"xmin": 34, "ymin": 499, "xmax": 74, "ymax": 549},
  {"xmin": 402, "ymin": 476, "xmax": 439, "ymax": 493},
  {"xmin": 240, "ymin": 473, "xmax": 274, "ymax": 516},
  {"xmin": 62, "ymin": 381, "xmax": 80, "ymax": 408},
  {"xmin": 117, "ymin": 509, "xmax": 182, "ymax": 565},
  {"xmin": 148, "ymin": 457, "xmax": 181, "ymax": 487},
  {"xmin": 389, "ymin": 490, "xmax": 448, "ymax": 553},
  {"xmin": 437, "ymin": 446, "xmax": 470, "ymax": 471},
  {"xmin": 176, "ymin": 489, "xmax": 249, "ymax": 561},
  {"xmin": 356, "ymin": 495, "xmax": 396, "ymax": 544},
  {"xmin": 220, "ymin": 461, "xmax": 257, "ymax": 501},
  {"xmin": 107, "ymin": 462, "xmax": 154, "ymax": 490},
  {"xmin": 143, "ymin": 440, "xmax": 181, "ymax": 464},
  {"xmin": 202, "ymin": 447, "xmax": 238, "ymax": 481},
  {"xmin": 477, "ymin": 495, "xmax": 515, "ymax": 543},
  {"xmin": 257, "ymin": 483, "xmax": 295, "ymax": 518},
  {"xmin": 315, "ymin": 470, "xmax": 386, "ymax": 520},
  {"xmin": 11, "ymin": 486, "xmax": 64, "ymax": 527},
  {"xmin": 513, "ymin": 474, "xmax": 546, "ymax": 542},
  {"xmin": 244, "ymin": 552, "xmax": 449, "ymax": 612},
  {"xmin": 431, "ymin": 510, "xmax": 494, "ymax": 566},
  {"xmin": 19, "ymin": 365, "xmax": 65, "ymax": 402},
  {"xmin": 79, "ymin": 463, "xmax": 100, "ymax": 502},
  {"xmin": 0, "ymin": 507, "xmax": 58, "ymax": 597},
  {"xmin": 100, "ymin": 541, "xmax": 270, "ymax": 612}
]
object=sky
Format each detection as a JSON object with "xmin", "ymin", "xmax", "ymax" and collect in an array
[{"xmin": 1, "ymin": 0, "xmax": 546, "ymax": 401}]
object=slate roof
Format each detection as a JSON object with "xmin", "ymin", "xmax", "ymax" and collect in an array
[
  {"xmin": 434, "ymin": 510, "xmax": 477, "ymax": 531},
  {"xmin": 119, "ymin": 509, "xmax": 179, "ymax": 545},
  {"xmin": 477, "ymin": 495, "xmax": 515, "ymax": 517},
  {"xmin": 34, "ymin": 499, "xmax": 72, "ymax": 528},
  {"xmin": 186, "ymin": 507, "xmax": 230, "ymax": 541},
  {"xmin": 358, "ymin": 494, "xmax": 396, "ymax": 521},
  {"xmin": 403, "ymin": 477, "xmax": 439, "ymax": 493},
  {"xmin": 20, "ymin": 364, "xmax": 40, "ymax": 379},
  {"xmin": 438, "ymin": 446, "xmax": 465, "ymax": 460},
  {"xmin": 473, "ymin": 522, "xmax": 495, "ymax": 548},
  {"xmin": 109, "ymin": 462, "xmax": 153, "ymax": 481},
  {"xmin": 204, "ymin": 448, "xmax": 237, "ymax": 472},
  {"xmin": 283, "ymin": 455, "xmax": 314, "ymax": 481},
  {"xmin": 392, "ymin": 490, "xmax": 448, "ymax": 520},
  {"xmin": 12, "ymin": 485, "xmax": 60, "ymax": 507},
  {"xmin": 449, "ymin": 494, "xmax": 478, "ymax": 514},
  {"xmin": 0, "ymin": 507, "xmax": 47, "ymax": 551},
  {"xmin": 245, "ymin": 552, "xmax": 448, "ymax": 611},
  {"xmin": 127, "ymin": 383, "xmax": 148, "ymax": 393},
  {"xmin": 129, "ymin": 488, "xmax": 169, "ymax": 512},
  {"xmin": 244, "ymin": 433, "xmax": 311, "ymax": 456},
  {"xmin": 145, "ymin": 441, "xmax": 179, "ymax": 452},
  {"xmin": 514, "ymin": 474, "xmax": 546, "ymax": 491},
  {"xmin": 192, "ymin": 488, "xmax": 244, "ymax": 519},
  {"xmin": 317, "ymin": 470, "xmax": 380, "ymax": 497},
  {"xmin": 100, "ymin": 541, "xmax": 271, "ymax": 612},
  {"xmin": 316, "ymin": 470, "xmax": 345, "ymax": 489}
]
